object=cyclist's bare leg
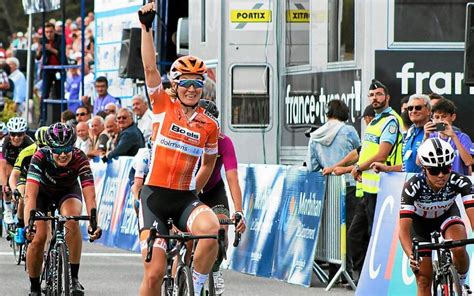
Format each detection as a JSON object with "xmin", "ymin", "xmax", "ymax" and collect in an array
[
  {"xmin": 17, "ymin": 184, "xmax": 25, "ymax": 222},
  {"xmin": 188, "ymin": 205, "xmax": 220, "ymax": 274},
  {"xmin": 415, "ymin": 255, "xmax": 432, "ymax": 296},
  {"xmin": 60, "ymin": 197, "xmax": 83, "ymax": 264},
  {"xmin": 139, "ymin": 229, "xmax": 167, "ymax": 296},
  {"xmin": 26, "ymin": 220, "xmax": 48, "ymax": 277},
  {"xmin": 444, "ymin": 223, "xmax": 469, "ymax": 274}
]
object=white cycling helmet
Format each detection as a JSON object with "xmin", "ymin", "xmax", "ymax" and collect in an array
[
  {"xmin": 418, "ymin": 138, "xmax": 455, "ymax": 167},
  {"xmin": 6, "ymin": 117, "xmax": 27, "ymax": 133},
  {"xmin": 0, "ymin": 121, "xmax": 6, "ymax": 134}
]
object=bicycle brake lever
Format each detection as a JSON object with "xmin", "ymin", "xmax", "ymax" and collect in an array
[
  {"xmin": 218, "ymin": 228, "xmax": 227, "ymax": 260},
  {"xmin": 88, "ymin": 208, "xmax": 98, "ymax": 242},
  {"xmin": 233, "ymin": 213, "xmax": 242, "ymax": 247}
]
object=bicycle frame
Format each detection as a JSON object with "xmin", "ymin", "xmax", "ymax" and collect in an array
[{"xmin": 413, "ymin": 232, "xmax": 474, "ymax": 295}]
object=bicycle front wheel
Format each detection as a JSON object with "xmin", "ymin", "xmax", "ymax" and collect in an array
[
  {"xmin": 447, "ymin": 265, "xmax": 461, "ymax": 296},
  {"xmin": 176, "ymin": 265, "xmax": 194, "ymax": 296},
  {"xmin": 161, "ymin": 275, "xmax": 174, "ymax": 296},
  {"xmin": 54, "ymin": 242, "xmax": 72, "ymax": 296},
  {"xmin": 15, "ymin": 243, "xmax": 23, "ymax": 265}
]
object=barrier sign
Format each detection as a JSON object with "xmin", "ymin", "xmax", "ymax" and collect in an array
[{"xmin": 231, "ymin": 10, "xmax": 272, "ymax": 22}]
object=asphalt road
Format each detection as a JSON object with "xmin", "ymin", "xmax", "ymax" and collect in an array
[{"xmin": 0, "ymin": 238, "xmax": 355, "ymax": 296}]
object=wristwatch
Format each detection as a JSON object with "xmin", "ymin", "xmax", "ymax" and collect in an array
[{"xmin": 354, "ymin": 163, "xmax": 362, "ymax": 172}]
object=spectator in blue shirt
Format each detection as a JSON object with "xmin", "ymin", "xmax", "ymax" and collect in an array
[
  {"xmin": 425, "ymin": 98, "xmax": 473, "ymax": 175},
  {"xmin": 92, "ymin": 76, "xmax": 120, "ymax": 115},
  {"xmin": 402, "ymin": 94, "xmax": 431, "ymax": 173},
  {"xmin": 6, "ymin": 57, "xmax": 26, "ymax": 115}
]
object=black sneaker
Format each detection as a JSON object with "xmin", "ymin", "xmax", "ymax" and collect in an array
[{"xmin": 72, "ymin": 278, "xmax": 85, "ymax": 296}]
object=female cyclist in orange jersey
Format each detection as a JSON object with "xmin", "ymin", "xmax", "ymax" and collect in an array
[{"xmin": 138, "ymin": 3, "xmax": 221, "ymax": 296}]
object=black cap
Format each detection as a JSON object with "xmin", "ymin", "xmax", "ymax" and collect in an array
[
  {"xmin": 361, "ymin": 105, "xmax": 375, "ymax": 118},
  {"xmin": 369, "ymin": 79, "xmax": 387, "ymax": 91}
]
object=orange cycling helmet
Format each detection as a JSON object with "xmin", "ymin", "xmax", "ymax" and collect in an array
[{"xmin": 169, "ymin": 55, "xmax": 207, "ymax": 82}]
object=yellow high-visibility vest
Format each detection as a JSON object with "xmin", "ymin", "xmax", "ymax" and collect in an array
[{"xmin": 358, "ymin": 109, "xmax": 403, "ymax": 194}]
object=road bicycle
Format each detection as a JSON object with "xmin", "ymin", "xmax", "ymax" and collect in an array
[
  {"xmin": 145, "ymin": 218, "xmax": 226, "ymax": 296},
  {"xmin": 29, "ymin": 207, "xmax": 98, "ymax": 296},
  {"xmin": 413, "ymin": 231, "xmax": 474, "ymax": 296},
  {"xmin": 4, "ymin": 190, "xmax": 26, "ymax": 265}
]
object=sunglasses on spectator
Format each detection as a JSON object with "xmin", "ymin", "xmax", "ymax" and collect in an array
[
  {"xmin": 117, "ymin": 116, "xmax": 129, "ymax": 120},
  {"xmin": 407, "ymin": 105, "xmax": 425, "ymax": 112},
  {"xmin": 51, "ymin": 146, "xmax": 74, "ymax": 155},
  {"xmin": 76, "ymin": 112, "xmax": 88, "ymax": 117},
  {"xmin": 178, "ymin": 79, "xmax": 204, "ymax": 89},
  {"xmin": 10, "ymin": 132, "xmax": 25, "ymax": 137},
  {"xmin": 426, "ymin": 165, "xmax": 452, "ymax": 176}
]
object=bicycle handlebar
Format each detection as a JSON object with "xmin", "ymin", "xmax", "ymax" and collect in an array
[
  {"xmin": 233, "ymin": 213, "xmax": 242, "ymax": 247},
  {"xmin": 145, "ymin": 227, "xmax": 226, "ymax": 263}
]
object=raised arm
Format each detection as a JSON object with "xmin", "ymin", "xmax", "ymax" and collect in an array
[{"xmin": 139, "ymin": 3, "xmax": 161, "ymax": 88}]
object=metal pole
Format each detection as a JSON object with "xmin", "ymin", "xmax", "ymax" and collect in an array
[
  {"xmin": 25, "ymin": 13, "xmax": 33, "ymax": 123},
  {"xmin": 40, "ymin": 0, "xmax": 46, "ymax": 125},
  {"xmin": 81, "ymin": 0, "xmax": 85, "ymax": 97},
  {"xmin": 60, "ymin": 0, "xmax": 66, "ymax": 114}
]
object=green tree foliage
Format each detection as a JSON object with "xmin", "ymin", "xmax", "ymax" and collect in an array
[{"xmin": 0, "ymin": 0, "xmax": 94, "ymax": 48}]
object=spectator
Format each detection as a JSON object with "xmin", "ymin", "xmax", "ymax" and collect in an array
[
  {"xmin": 400, "ymin": 96, "xmax": 412, "ymax": 132},
  {"xmin": 75, "ymin": 121, "xmax": 92, "ymax": 155},
  {"xmin": 425, "ymin": 98, "xmax": 473, "ymax": 175},
  {"xmin": 96, "ymin": 110, "xmax": 107, "ymax": 119},
  {"xmin": 89, "ymin": 76, "xmax": 119, "ymax": 115},
  {"xmin": 87, "ymin": 115, "xmax": 109, "ymax": 158},
  {"xmin": 306, "ymin": 99, "xmax": 361, "ymax": 282},
  {"xmin": 349, "ymin": 79, "xmax": 403, "ymax": 278},
  {"xmin": 0, "ymin": 42, "xmax": 6, "ymax": 58},
  {"xmin": 428, "ymin": 92, "xmax": 445, "ymax": 107},
  {"xmin": 36, "ymin": 22, "xmax": 66, "ymax": 121},
  {"xmin": 11, "ymin": 32, "xmax": 27, "ymax": 50},
  {"xmin": 360, "ymin": 105, "xmax": 375, "ymax": 126},
  {"xmin": 80, "ymin": 59, "xmax": 95, "ymax": 104},
  {"xmin": 104, "ymin": 108, "xmax": 144, "ymax": 160},
  {"xmin": 75, "ymin": 106, "xmax": 91, "ymax": 123},
  {"xmin": 65, "ymin": 53, "xmax": 82, "ymax": 113},
  {"xmin": 6, "ymin": 57, "xmax": 26, "ymax": 115},
  {"xmin": 0, "ymin": 62, "xmax": 10, "ymax": 111},
  {"xmin": 103, "ymin": 114, "xmax": 119, "ymax": 153},
  {"xmin": 132, "ymin": 94, "xmax": 152, "ymax": 140},
  {"xmin": 61, "ymin": 109, "xmax": 75, "ymax": 123},
  {"xmin": 402, "ymin": 94, "xmax": 431, "ymax": 173},
  {"xmin": 104, "ymin": 102, "xmax": 117, "ymax": 116}
]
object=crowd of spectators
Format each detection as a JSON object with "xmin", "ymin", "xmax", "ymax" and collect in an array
[{"xmin": 306, "ymin": 80, "xmax": 474, "ymax": 287}]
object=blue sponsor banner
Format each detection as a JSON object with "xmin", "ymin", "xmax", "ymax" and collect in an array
[
  {"xmin": 272, "ymin": 167, "xmax": 326, "ymax": 287},
  {"xmin": 229, "ymin": 164, "xmax": 286, "ymax": 277}
]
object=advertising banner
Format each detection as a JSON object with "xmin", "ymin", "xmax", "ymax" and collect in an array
[
  {"xmin": 281, "ymin": 69, "xmax": 362, "ymax": 147},
  {"xmin": 22, "ymin": 0, "xmax": 60, "ymax": 14},
  {"xmin": 272, "ymin": 167, "xmax": 326, "ymax": 287},
  {"xmin": 229, "ymin": 164, "xmax": 286, "ymax": 277},
  {"xmin": 375, "ymin": 50, "xmax": 474, "ymax": 140}
]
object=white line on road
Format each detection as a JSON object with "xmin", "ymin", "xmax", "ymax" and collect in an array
[{"xmin": 0, "ymin": 252, "xmax": 141, "ymax": 257}]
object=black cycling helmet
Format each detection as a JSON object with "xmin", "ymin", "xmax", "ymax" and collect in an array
[
  {"xmin": 199, "ymin": 99, "xmax": 219, "ymax": 119},
  {"xmin": 45, "ymin": 122, "xmax": 76, "ymax": 147}
]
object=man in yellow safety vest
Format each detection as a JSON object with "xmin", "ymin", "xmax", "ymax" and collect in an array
[{"xmin": 348, "ymin": 79, "xmax": 403, "ymax": 281}]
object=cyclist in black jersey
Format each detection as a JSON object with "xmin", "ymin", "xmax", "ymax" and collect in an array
[
  {"xmin": 399, "ymin": 138, "xmax": 474, "ymax": 296},
  {"xmin": 0, "ymin": 117, "xmax": 33, "ymax": 225},
  {"xmin": 8, "ymin": 127, "xmax": 48, "ymax": 242},
  {"xmin": 24, "ymin": 123, "xmax": 102, "ymax": 296}
]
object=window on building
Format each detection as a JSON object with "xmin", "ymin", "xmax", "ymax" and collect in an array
[
  {"xmin": 394, "ymin": 0, "xmax": 468, "ymax": 42},
  {"xmin": 285, "ymin": 0, "xmax": 310, "ymax": 67},
  {"xmin": 328, "ymin": 0, "xmax": 355, "ymax": 62},
  {"xmin": 231, "ymin": 66, "xmax": 270, "ymax": 127}
]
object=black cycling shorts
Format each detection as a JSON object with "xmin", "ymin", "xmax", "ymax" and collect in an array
[
  {"xmin": 36, "ymin": 183, "xmax": 83, "ymax": 213},
  {"xmin": 198, "ymin": 180, "xmax": 230, "ymax": 217},
  {"xmin": 412, "ymin": 205, "xmax": 464, "ymax": 257},
  {"xmin": 138, "ymin": 185, "xmax": 204, "ymax": 235}
]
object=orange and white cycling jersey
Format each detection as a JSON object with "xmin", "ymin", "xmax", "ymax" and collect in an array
[{"xmin": 145, "ymin": 85, "xmax": 219, "ymax": 191}]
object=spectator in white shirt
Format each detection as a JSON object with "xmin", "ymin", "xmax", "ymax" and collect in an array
[
  {"xmin": 132, "ymin": 94, "xmax": 152, "ymax": 141},
  {"xmin": 6, "ymin": 57, "xmax": 26, "ymax": 115},
  {"xmin": 75, "ymin": 121, "xmax": 93, "ymax": 155}
]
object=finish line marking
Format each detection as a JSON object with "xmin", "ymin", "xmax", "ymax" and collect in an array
[{"xmin": 0, "ymin": 252, "xmax": 140, "ymax": 257}]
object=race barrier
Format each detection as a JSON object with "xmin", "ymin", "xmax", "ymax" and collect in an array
[
  {"xmin": 83, "ymin": 159, "xmax": 333, "ymax": 287},
  {"xmin": 356, "ymin": 172, "xmax": 474, "ymax": 296}
]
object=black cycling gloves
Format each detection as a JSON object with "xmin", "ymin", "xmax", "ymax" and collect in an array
[{"xmin": 138, "ymin": 10, "xmax": 156, "ymax": 32}]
